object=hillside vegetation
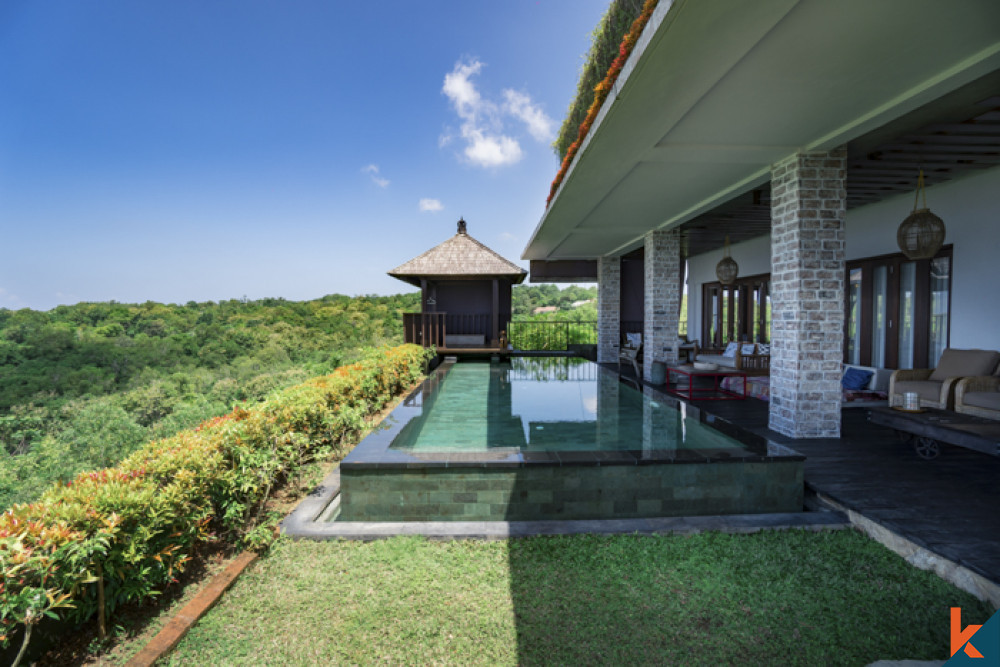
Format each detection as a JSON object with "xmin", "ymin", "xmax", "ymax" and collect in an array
[
  {"xmin": 0, "ymin": 294, "xmax": 417, "ymax": 507},
  {"xmin": 0, "ymin": 285, "xmax": 605, "ymax": 508}
]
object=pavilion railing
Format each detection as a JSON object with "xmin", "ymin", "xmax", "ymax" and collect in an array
[
  {"xmin": 403, "ymin": 312, "xmax": 447, "ymax": 348},
  {"xmin": 507, "ymin": 321, "xmax": 597, "ymax": 351},
  {"xmin": 402, "ymin": 312, "xmax": 512, "ymax": 348}
]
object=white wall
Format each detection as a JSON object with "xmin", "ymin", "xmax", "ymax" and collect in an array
[{"xmin": 685, "ymin": 164, "xmax": 1000, "ymax": 351}]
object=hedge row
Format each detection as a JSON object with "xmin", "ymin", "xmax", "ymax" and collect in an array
[{"xmin": 0, "ymin": 344, "xmax": 431, "ymax": 659}]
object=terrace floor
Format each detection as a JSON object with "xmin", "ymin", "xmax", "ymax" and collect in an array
[{"xmin": 609, "ymin": 365, "xmax": 1000, "ymax": 593}]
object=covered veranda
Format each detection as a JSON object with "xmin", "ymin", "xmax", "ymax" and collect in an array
[{"xmin": 524, "ymin": 0, "xmax": 1000, "ymax": 440}]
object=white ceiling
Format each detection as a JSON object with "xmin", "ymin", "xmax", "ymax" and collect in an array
[{"xmin": 522, "ymin": 0, "xmax": 1000, "ymax": 260}]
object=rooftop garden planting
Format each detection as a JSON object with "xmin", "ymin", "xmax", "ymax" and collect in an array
[{"xmin": 549, "ymin": 0, "xmax": 658, "ymax": 206}]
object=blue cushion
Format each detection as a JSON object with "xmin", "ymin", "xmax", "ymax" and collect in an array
[{"xmin": 842, "ymin": 367, "xmax": 874, "ymax": 390}]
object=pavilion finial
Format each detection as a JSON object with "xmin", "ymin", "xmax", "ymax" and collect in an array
[{"xmin": 457, "ymin": 217, "xmax": 467, "ymax": 235}]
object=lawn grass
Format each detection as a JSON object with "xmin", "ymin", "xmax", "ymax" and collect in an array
[{"xmin": 165, "ymin": 529, "xmax": 993, "ymax": 666}]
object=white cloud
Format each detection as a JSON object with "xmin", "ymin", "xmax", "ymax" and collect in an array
[
  {"xmin": 442, "ymin": 60, "xmax": 486, "ymax": 118},
  {"xmin": 361, "ymin": 164, "xmax": 389, "ymax": 188},
  {"xmin": 419, "ymin": 198, "xmax": 444, "ymax": 212},
  {"xmin": 462, "ymin": 129, "xmax": 522, "ymax": 167},
  {"xmin": 503, "ymin": 90, "xmax": 555, "ymax": 142},
  {"xmin": 499, "ymin": 231, "xmax": 516, "ymax": 241},
  {"xmin": 441, "ymin": 58, "xmax": 549, "ymax": 169}
]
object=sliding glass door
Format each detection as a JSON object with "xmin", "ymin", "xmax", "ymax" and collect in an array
[
  {"xmin": 844, "ymin": 246, "xmax": 951, "ymax": 369},
  {"xmin": 701, "ymin": 274, "xmax": 770, "ymax": 347}
]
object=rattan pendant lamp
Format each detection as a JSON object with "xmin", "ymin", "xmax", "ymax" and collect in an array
[
  {"xmin": 715, "ymin": 235, "xmax": 739, "ymax": 285},
  {"xmin": 897, "ymin": 168, "xmax": 946, "ymax": 260}
]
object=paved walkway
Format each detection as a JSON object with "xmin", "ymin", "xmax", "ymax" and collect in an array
[{"xmin": 621, "ymin": 366, "xmax": 1000, "ymax": 596}]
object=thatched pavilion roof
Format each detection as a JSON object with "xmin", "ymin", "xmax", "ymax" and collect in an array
[{"xmin": 388, "ymin": 219, "xmax": 528, "ymax": 287}]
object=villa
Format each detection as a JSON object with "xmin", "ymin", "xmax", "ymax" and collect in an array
[
  {"xmin": 523, "ymin": 0, "xmax": 1000, "ymax": 441},
  {"xmin": 289, "ymin": 0, "xmax": 1000, "ymax": 608}
]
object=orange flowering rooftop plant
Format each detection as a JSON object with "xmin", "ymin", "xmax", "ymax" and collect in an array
[{"xmin": 547, "ymin": 0, "xmax": 659, "ymax": 206}]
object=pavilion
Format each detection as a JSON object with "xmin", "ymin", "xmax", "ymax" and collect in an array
[{"xmin": 390, "ymin": 218, "xmax": 527, "ymax": 354}]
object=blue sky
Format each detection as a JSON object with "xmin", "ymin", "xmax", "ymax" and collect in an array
[{"xmin": 0, "ymin": 1, "xmax": 608, "ymax": 310}]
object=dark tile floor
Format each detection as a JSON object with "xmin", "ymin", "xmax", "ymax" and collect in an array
[{"xmin": 609, "ymin": 365, "xmax": 1000, "ymax": 585}]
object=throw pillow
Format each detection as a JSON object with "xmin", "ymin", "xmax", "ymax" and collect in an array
[
  {"xmin": 740, "ymin": 343, "xmax": 756, "ymax": 356},
  {"xmin": 842, "ymin": 366, "xmax": 874, "ymax": 391},
  {"xmin": 723, "ymin": 342, "xmax": 739, "ymax": 358},
  {"xmin": 757, "ymin": 343, "xmax": 770, "ymax": 355}
]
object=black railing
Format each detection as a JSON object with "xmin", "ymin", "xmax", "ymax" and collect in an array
[
  {"xmin": 508, "ymin": 321, "xmax": 597, "ymax": 351},
  {"xmin": 403, "ymin": 312, "xmax": 512, "ymax": 349},
  {"xmin": 403, "ymin": 312, "xmax": 447, "ymax": 348}
]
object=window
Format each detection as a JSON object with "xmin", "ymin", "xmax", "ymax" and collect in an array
[
  {"xmin": 701, "ymin": 274, "xmax": 770, "ymax": 347},
  {"xmin": 843, "ymin": 246, "xmax": 952, "ymax": 369}
]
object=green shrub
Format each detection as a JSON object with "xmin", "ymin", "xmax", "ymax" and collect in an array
[{"xmin": 0, "ymin": 344, "xmax": 431, "ymax": 658}]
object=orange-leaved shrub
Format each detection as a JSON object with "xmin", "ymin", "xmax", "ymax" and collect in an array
[{"xmin": 0, "ymin": 344, "xmax": 431, "ymax": 656}]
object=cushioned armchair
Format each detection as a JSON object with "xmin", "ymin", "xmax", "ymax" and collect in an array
[
  {"xmin": 889, "ymin": 348, "xmax": 1000, "ymax": 410},
  {"xmin": 955, "ymin": 375, "xmax": 1000, "ymax": 420}
]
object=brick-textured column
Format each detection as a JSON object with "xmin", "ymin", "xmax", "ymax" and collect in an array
[
  {"xmin": 769, "ymin": 149, "xmax": 846, "ymax": 438},
  {"xmin": 643, "ymin": 229, "xmax": 681, "ymax": 378},
  {"xmin": 597, "ymin": 256, "xmax": 621, "ymax": 364}
]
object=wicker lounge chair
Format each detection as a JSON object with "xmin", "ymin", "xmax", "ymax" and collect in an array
[
  {"xmin": 890, "ymin": 348, "xmax": 1000, "ymax": 410},
  {"xmin": 955, "ymin": 375, "xmax": 1000, "ymax": 420}
]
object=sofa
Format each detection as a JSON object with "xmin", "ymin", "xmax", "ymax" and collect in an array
[
  {"xmin": 955, "ymin": 374, "xmax": 1000, "ymax": 420},
  {"xmin": 719, "ymin": 363, "xmax": 890, "ymax": 407},
  {"xmin": 692, "ymin": 341, "xmax": 770, "ymax": 376},
  {"xmin": 889, "ymin": 348, "xmax": 1000, "ymax": 410}
]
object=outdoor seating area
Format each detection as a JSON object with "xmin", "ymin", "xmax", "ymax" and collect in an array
[
  {"xmin": 691, "ymin": 341, "xmax": 770, "ymax": 376},
  {"xmin": 956, "ymin": 374, "xmax": 1000, "ymax": 419},
  {"xmin": 889, "ymin": 348, "xmax": 1000, "ymax": 411},
  {"xmin": 717, "ymin": 363, "xmax": 891, "ymax": 408}
]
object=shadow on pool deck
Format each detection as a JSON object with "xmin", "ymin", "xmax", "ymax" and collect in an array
[{"xmin": 610, "ymin": 363, "xmax": 1000, "ymax": 601}]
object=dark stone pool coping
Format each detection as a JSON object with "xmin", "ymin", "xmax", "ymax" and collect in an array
[
  {"xmin": 279, "ymin": 467, "xmax": 848, "ymax": 540},
  {"xmin": 341, "ymin": 358, "xmax": 805, "ymax": 470}
]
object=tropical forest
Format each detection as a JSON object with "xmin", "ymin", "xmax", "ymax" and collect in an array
[{"xmin": 0, "ymin": 285, "xmax": 598, "ymax": 509}]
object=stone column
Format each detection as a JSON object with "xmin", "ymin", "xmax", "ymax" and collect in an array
[
  {"xmin": 597, "ymin": 255, "xmax": 621, "ymax": 364},
  {"xmin": 769, "ymin": 148, "xmax": 847, "ymax": 439},
  {"xmin": 643, "ymin": 229, "xmax": 682, "ymax": 378}
]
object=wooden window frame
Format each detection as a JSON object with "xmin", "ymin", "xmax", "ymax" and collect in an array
[
  {"xmin": 701, "ymin": 272, "xmax": 771, "ymax": 347},
  {"xmin": 843, "ymin": 245, "xmax": 952, "ymax": 369}
]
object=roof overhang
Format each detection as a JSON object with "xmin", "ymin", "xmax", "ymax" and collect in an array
[
  {"xmin": 523, "ymin": 0, "xmax": 1000, "ymax": 261},
  {"xmin": 387, "ymin": 273, "xmax": 527, "ymax": 288}
]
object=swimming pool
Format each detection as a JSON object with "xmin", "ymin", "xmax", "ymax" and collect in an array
[{"xmin": 336, "ymin": 357, "xmax": 803, "ymax": 521}]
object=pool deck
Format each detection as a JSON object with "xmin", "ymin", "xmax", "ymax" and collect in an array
[
  {"xmin": 281, "ymin": 361, "xmax": 1000, "ymax": 606},
  {"xmin": 618, "ymin": 365, "xmax": 1000, "ymax": 606}
]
